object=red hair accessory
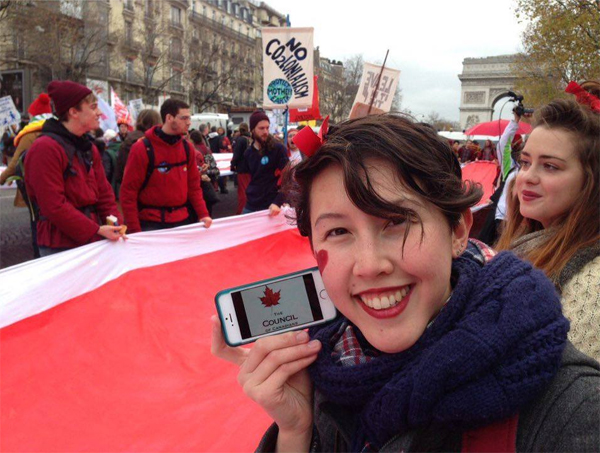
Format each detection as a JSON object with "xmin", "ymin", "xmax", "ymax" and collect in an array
[
  {"xmin": 565, "ymin": 81, "xmax": 600, "ymax": 113},
  {"xmin": 292, "ymin": 116, "xmax": 329, "ymax": 158}
]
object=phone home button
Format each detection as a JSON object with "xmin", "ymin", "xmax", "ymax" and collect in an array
[{"xmin": 319, "ymin": 289, "xmax": 328, "ymax": 299}]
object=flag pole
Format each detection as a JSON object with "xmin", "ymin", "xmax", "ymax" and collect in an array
[
  {"xmin": 367, "ymin": 49, "xmax": 389, "ymax": 115},
  {"xmin": 283, "ymin": 14, "xmax": 291, "ymax": 153}
]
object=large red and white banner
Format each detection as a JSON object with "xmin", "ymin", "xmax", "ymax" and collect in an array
[{"xmin": 0, "ymin": 211, "xmax": 316, "ymax": 452}]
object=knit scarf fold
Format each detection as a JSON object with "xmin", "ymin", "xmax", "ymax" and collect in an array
[{"xmin": 309, "ymin": 252, "xmax": 569, "ymax": 451}]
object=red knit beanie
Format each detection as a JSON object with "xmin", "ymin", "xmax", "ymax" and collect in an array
[
  {"xmin": 47, "ymin": 80, "xmax": 93, "ymax": 117},
  {"xmin": 249, "ymin": 110, "xmax": 269, "ymax": 131},
  {"xmin": 28, "ymin": 93, "xmax": 52, "ymax": 117}
]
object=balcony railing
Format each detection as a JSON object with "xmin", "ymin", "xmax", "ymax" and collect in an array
[{"xmin": 188, "ymin": 10, "xmax": 255, "ymax": 45}]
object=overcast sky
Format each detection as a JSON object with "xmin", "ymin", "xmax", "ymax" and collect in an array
[{"xmin": 265, "ymin": 0, "xmax": 528, "ymax": 122}]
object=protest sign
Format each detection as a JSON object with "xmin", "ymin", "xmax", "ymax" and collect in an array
[
  {"xmin": 87, "ymin": 79, "xmax": 109, "ymax": 103},
  {"xmin": 0, "ymin": 96, "xmax": 21, "ymax": 128},
  {"xmin": 350, "ymin": 62, "xmax": 400, "ymax": 119},
  {"xmin": 262, "ymin": 27, "xmax": 314, "ymax": 109},
  {"xmin": 289, "ymin": 76, "xmax": 322, "ymax": 122},
  {"xmin": 128, "ymin": 99, "xmax": 144, "ymax": 121}
]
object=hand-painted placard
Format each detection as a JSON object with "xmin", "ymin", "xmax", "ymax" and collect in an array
[
  {"xmin": 262, "ymin": 27, "xmax": 314, "ymax": 109},
  {"xmin": 350, "ymin": 63, "xmax": 400, "ymax": 119},
  {"xmin": 0, "ymin": 96, "xmax": 21, "ymax": 128},
  {"xmin": 128, "ymin": 99, "xmax": 144, "ymax": 121}
]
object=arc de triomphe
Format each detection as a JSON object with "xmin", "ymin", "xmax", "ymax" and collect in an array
[{"xmin": 458, "ymin": 54, "xmax": 519, "ymax": 131}]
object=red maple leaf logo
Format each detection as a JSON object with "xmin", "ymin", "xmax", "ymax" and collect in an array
[{"xmin": 260, "ymin": 286, "xmax": 281, "ymax": 308}]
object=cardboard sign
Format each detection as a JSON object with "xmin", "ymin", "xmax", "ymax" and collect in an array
[
  {"xmin": 350, "ymin": 63, "xmax": 400, "ymax": 119},
  {"xmin": 262, "ymin": 27, "xmax": 314, "ymax": 109},
  {"xmin": 128, "ymin": 99, "xmax": 144, "ymax": 121},
  {"xmin": 0, "ymin": 96, "xmax": 21, "ymax": 128}
]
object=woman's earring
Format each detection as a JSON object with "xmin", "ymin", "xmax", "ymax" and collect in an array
[{"xmin": 456, "ymin": 244, "xmax": 464, "ymax": 256}]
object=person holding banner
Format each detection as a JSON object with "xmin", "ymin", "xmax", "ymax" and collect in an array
[
  {"xmin": 213, "ymin": 113, "xmax": 599, "ymax": 452},
  {"xmin": 24, "ymin": 81, "xmax": 124, "ymax": 256},
  {"xmin": 242, "ymin": 110, "xmax": 289, "ymax": 216},
  {"xmin": 497, "ymin": 82, "xmax": 600, "ymax": 362},
  {"xmin": 120, "ymin": 99, "xmax": 212, "ymax": 232}
]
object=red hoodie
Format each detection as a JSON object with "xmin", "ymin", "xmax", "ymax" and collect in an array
[
  {"xmin": 120, "ymin": 126, "xmax": 208, "ymax": 233},
  {"xmin": 24, "ymin": 119, "xmax": 122, "ymax": 249}
]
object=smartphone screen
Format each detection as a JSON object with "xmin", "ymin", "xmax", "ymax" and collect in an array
[{"xmin": 231, "ymin": 274, "xmax": 324, "ymax": 340}]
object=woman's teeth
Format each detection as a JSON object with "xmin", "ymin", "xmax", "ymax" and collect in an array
[{"xmin": 359, "ymin": 286, "xmax": 410, "ymax": 310}]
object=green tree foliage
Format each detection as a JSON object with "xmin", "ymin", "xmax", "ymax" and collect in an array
[{"xmin": 513, "ymin": 0, "xmax": 600, "ymax": 106}]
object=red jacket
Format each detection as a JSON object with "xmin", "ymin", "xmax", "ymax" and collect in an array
[
  {"xmin": 120, "ymin": 126, "xmax": 209, "ymax": 233},
  {"xmin": 24, "ymin": 119, "xmax": 122, "ymax": 249}
]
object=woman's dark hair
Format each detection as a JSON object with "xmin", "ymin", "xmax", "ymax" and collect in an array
[
  {"xmin": 136, "ymin": 109, "xmax": 161, "ymax": 132},
  {"xmin": 239, "ymin": 122, "xmax": 249, "ymax": 136},
  {"xmin": 190, "ymin": 130, "xmax": 203, "ymax": 145},
  {"xmin": 285, "ymin": 114, "xmax": 482, "ymax": 243}
]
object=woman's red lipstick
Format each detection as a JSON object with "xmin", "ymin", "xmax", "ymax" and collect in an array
[{"xmin": 356, "ymin": 286, "xmax": 412, "ymax": 319}]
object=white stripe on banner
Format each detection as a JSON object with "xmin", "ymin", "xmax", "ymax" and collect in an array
[{"xmin": 0, "ymin": 210, "xmax": 298, "ymax": 329}]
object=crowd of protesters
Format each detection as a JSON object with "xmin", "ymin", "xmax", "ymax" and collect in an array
[
  {"xmin": 0, "ymin": 79, "xmax": 308, "ymax": 257},
  {"xmin": 1, "ymin": 77, "xmax": 599, "ymax": 450}
]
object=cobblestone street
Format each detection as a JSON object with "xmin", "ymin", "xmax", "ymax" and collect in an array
[{"xmin": 0, "ymin": 177, "xmax": 240, "ymax": 270}]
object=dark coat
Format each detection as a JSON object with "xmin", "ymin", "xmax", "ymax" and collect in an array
[{"xmin": 257, "ymin": 343, "xmax": 600, "ymax": 452}]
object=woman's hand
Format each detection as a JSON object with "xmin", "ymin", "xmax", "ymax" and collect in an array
[{"xmin": 211, "ymin": 316, "xmax": 320, "ymax": 443}]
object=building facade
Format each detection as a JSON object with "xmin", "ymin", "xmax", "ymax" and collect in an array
[
  {"xmin": 314, "ymin": 46, "xmax": 345, "ymax": 122},
  {"xmin": 0, "ymin": 0, "xmax": 287, "ymax": 114}
]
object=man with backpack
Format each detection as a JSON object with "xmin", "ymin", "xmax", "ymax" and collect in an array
[
  {"xmin": 120, "ymin": 99, "xmax": 212, "ymax": 233},
  {"xmin": 24, "ymin": 80, "xmax": 124, "ymax": 257}
]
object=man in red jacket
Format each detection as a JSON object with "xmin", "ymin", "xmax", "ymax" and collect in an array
[
  {"xmin": 120, "ymin": 99, "xmax": 212, "ymax": 233},
  {"xmin": 25, "ymin": 80, "xmax": 124, "ymax": 257}
]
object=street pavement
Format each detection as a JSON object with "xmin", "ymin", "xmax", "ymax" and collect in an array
[{"xmin": 0, "ymin": 177, "xmax": 240, "ymax": 270}]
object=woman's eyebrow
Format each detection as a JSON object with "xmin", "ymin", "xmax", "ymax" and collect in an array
[
  {"xmin": 521, "ymin": 151, "xmax": 567, "ymax": 162},
  {"xmin": 314, "ymin": 213, "xmax": 347, "ymax": 228}
]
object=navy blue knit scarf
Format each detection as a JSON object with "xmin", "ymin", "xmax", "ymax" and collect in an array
[{"xmin": 309, "ymin": 252, "xmax": 569, "ymax": 451}]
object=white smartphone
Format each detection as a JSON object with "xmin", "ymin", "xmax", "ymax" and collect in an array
[{"xmin": 215, "ymin": 267, "xmax": 337, "ymax": 346}]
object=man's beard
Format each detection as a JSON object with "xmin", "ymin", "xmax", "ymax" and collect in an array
[{"xmin": 255, "ymin": 133, "xmax": 271, "ymax": 148}]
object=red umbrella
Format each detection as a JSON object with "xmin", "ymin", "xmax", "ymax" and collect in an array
[{"xmin": 465, "ymin": 119, "xmax": 532, "ymax": 136}]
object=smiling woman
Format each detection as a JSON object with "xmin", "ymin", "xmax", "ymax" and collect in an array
[
  {"xmin": 212, "ymin": 113, "xmax": 599, "ymax": 453},
  {"xmin": 497, "ymin": 82, "xmax": 600, "ymax": 362}
]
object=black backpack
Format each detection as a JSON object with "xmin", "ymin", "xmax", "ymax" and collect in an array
[
  {"xmin": 137, "ymin": 138, "xmax": 193, "ymax": 222},
  {"xmin": 13, "ymin": 132, "xmax": 84, "ymax": 222},
  {"xmin": 139, "ymin": 137, "xmax": 191, "ymax": 192}
]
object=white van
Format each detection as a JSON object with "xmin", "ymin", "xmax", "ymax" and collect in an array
[{"xmin": 190, "ymin": 113, "xmax": 233, "ymax": 134}]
